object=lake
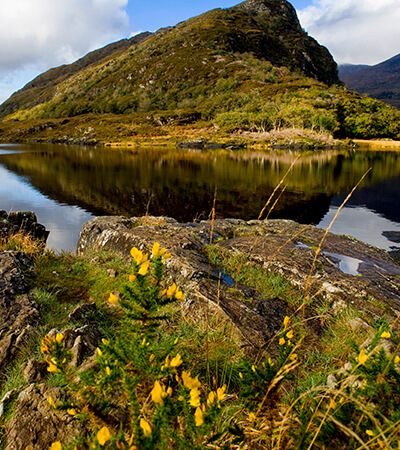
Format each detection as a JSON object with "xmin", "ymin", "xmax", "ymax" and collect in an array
[{"xmin": 1, "ymin": 142, "xmax": 400, "ymax": 254}]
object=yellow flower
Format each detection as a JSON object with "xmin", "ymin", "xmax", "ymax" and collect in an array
[
  {"xmin": 195, "ymin": 407, "xmax": 204, "ymax": 426},
  {"xmin": 381, "ymin": 331, "xmax": 391, "ymax": 339},
  {"xmin": 268, "ymin": 357, "xmax": 274, "ymax": 366},
  {"xmin": 395, "ymin": 356, "xmax": 400, "ymax": 364},
  {"xmin": 217, "ymin": 385, "xmax": 226, "ymax": 401},
  {"xmin": 108, "ymin": 292, "xmax": 119, "ymax": 304},
  {"xmin": 166, "ymin": 283, "xmax": 177, "ymax": 298},
  {"xmin": 140, "ymin": 418, "xmax": 152, "ymax": 437},
  {"xmin": 182, "ymin": 371, "xmax": 201, "ymax": 389},
  {"xmin": 152, "ymin": 242, "xmax": 161, "ymax": 257},
  {"xmin": 279, "ymin": 337, "xmax": 285, "ymax": 346},
  {"xmin": 47, "ymin": 360, "xmax": 60, "ymax": 373},
  {"xmin": 55, "ymin": 332, "xmax": 64, "ymax": 344},
  {"xmin": 96, "ymin": 348, "xmax": 103, "ymax": 356},
  {"xmin": 102, "ymin": 338, "xmax": 109, "ymax": 345},
  {"xmin": 283, "ymin": 316, "xmax": 290, "ymax": 330},
  {"xmin": 358, "ymin": 349, "xmax": 368, "ymax": 365},
  {"xmin": 97, "ymin": 426, "xmax": 112, "ymax": 445},
  {"xmin": 167, "ymin": 387, "xmax": 173, "ymax": 396},
  {"xmin": 190, "ymin": 388, "xmax": 201, "ymax": 407},
  {"xmin": 208, "ymin": 391, "xmax": 216, "ymax": 405},
  {"xmin": 48, "ymin": 396, "xmax": 55, "ymax": 408},
  {"xmin": 130, "ymin": 247, "xmax": 148, "ymax": 265},
  {"xmin": 290, "ymin": 353, "xmax": 298, "ymax": 361},
  {"xmin": 249, "ymin": 412, "xmax": 256, "ymax": 422},
  {"xmin": 151, "ymin": 381, "xmax": 165, "ymax": 405},
  {"xmin": 239, "ymin": 372, "xmax": 243, "ymax": 379},
  {"xmin": 67, "ymin": 408, "xmax": 78, "ymax": 416},
  {"xmin": 329, "ymin": 399, "xmax": 337, "ymax": 410},
  {"xmin": 251, "ymin": 365, "xmax": 256, "ymax": 372},
  {"xmin": 138, "ymin": 260, "xmax": 150, "ymax": 276},
  {"xmin": 174, "ymin": 288, "xmax": 185, "ymax": 300},
  {"xmin": 106, "ymin": 366, "xmax": 111, "ymax": 375},
  {"xmin": 170, "ymin": 354, "xmax": 183, "ymax": 368},
  {"xmin": 286, "ymin": 329, "xmax": 294, "ymax": 339},
  {"xmin": 51, "ymin": 443, "xmax": 62, "ymax": 450},
  {"xmin": 366, "ymin": 430, "xmax": 375, "ymax": 437},
  {"xmin": 129, "ymin": 274, "xmax": 136, "ymax": 282}
]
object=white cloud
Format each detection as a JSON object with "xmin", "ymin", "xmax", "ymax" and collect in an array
[
  {"xmin": 0, "ymin": 0, "xmax": 129, "ymax": 101},
  {"xmin": 298, "ymin": 0, "xmax": 400, "ymax": 65}
]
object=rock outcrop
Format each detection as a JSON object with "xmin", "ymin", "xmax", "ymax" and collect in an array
[
  {"xmin": 4, "ymin": 384, "xmax": 84, "ymax": 450},
  {"xmin": 0, "ymin": 210, "xmax": 49, "ymax": 242},
  {"xmin": 78, "ymin": 216, "xmax": 400, "ymax": 345},
  {"xmin": 0, "ymin": 251, "xmax": 40, "ymax": 372}
]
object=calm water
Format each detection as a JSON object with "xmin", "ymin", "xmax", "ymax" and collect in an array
[{"xmin": 1, "ymin": 142, "xmax": 400, "ymax": 253}]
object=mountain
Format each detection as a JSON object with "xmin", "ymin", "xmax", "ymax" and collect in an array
[
  {"xmin": 340, "ymin": 53, "xmax": 400, "ymax": 108},
  {"xmin": 0, "ymin": 0, "xmax": 338, "ymax": 120},
  {"xmin": 1, "ymin": 0, "xmax": 400, "ymax": 142},
  {"xmin": 338, "ymin": 64, "xmax": 370, "ymax": 77}
]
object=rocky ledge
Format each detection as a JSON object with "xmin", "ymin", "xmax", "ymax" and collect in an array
[
  {"xmin": 78, "ymin": 216, "xmax": 400, "ymax": 346},
  {"xmin": 0, "ymin": 210, "xmax": 49, "ymax": 242}
]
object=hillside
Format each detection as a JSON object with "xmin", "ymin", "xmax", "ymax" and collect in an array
[
  {"xmin": 0, "ymin": 0, "xmax": 338, "ymax": 120},
  {"xmin": 341, "ymin": 53, "xmax": 400, "ymax": 109},
  {"xmin": 338, "ymin": 64, "xmax": 370, "ymax": 77},
  {"xmin": 0, "ymin": 0, "xmax": 400, "ymax": 142}
]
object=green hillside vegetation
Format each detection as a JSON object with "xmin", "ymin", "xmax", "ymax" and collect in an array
[{"xmin": 1, "ymin": 0, "xmax": 400, "ymax": 142}]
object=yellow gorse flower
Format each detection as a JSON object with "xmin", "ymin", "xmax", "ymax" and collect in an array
[
  {"xmin": 163, "ymin": 283, "xmax": 185, "ymax": 300},
  {"xmin": 182, "ymin": 371, "xmax": 201, "ymax": 389},
  {"xmin": 41, "ymin": 333, "xmax": 64, "ymax": 355},
  {"xmin": 189, "ymin": 387, "xmax": 201, "ymax": 407},
  {"xmin": 170, "ymin": 353, "xmax": 183, "ymax": 368},
  {"xmin": 108, "ymin": 292, "xmax": 119, "ymax": 304},
  {"xmin": 279, "ymin": 337, "xmax": 285, "ymax": 346},
  {"xmin": 381, "ymin": 331, "xmax": 391, "ymax": 339},
  {"xmin": 138, "ymin": 260, "xmax": 150, "ymax": 276},
  {"xmin": 366, "ymin": 430, "xmax": 375, "ymax": 437},
  {"xmin": 50, "ymin": 443, "xmax": 62, "ymax": 450},
  {"xmin": 130, "ymin": 247, "xmax": 148, "ymax": 265},
  {"xmin": 151, "ymin": 381, "xmax": 166, "ymax": 405},
  {"xmin": 358, "ymin": 349, "xmax": 368, "ymax": 365},
  {"xmin": 195, "ymin": 406, "xmax": 204, "ymax": 426},
  {"xmin": 283, "ymin": 315, "xmax": 290, "ymax": 330},
  {"xmin": 140, "ymin": 418, "xmax": 152, "ymax": 437},
  {"xmin": 67, "ymin": 408, "xmax": 78, "ymax": 416},
  {"xmin": 152, "ymin": 242, "xmax": 171, "ymax": 260},
  {"xmin": 286, "ymin": 329, "xmax": 294, "ymax": 339},
  {"xmin": 217, "ymin": 385, "xmax": 226, "ymax": 401},
  {"xmin": 97, "ymin": 426, "xmax": 112, "ymax": 445},
  {"xmin": 46, "ymin": 359, "xmax": 60, "ymax": 373}
]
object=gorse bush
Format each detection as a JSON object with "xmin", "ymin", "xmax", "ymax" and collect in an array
[
  {"xmin": 39, "ymin": 242, "xmax": 400, "ymax": 449},
  {"xmin": 40, "ymin": 243, "xmax": 302, "ymax": 449}
]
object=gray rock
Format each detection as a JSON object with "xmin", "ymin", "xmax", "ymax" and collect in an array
[{"xmin": 0, "ymin": 252, "xmax": 40, "ymax": 372}]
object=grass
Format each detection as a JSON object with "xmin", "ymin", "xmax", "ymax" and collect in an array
[{"xmin": 1, "ymin": 220, "xmax": 400, "ymax": 448}]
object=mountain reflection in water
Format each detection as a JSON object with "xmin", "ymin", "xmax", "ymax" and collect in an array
[{"xmin": 1, "ymin": 143, "xmax": 400, "ymax": 252}]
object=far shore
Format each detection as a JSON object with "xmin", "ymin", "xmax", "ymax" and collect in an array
[{"xmin": 354, "ymin": 139, "xmax": 400, "ymax": 149}]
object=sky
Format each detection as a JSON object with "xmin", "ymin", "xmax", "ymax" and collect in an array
[{"xmin": 0, "ymin": 0, "xmax": 399, "ymax": 104}]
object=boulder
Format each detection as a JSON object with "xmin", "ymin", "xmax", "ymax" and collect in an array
[
  {"xmin": 0, "ymin": 210, "xmax": 49, "ymax": 242},
  {"xmin": 4, "ymin": 383, "xmax": 84, "ymax": 449},
  {"xmin": 77, "ymin": 216, "xmax": 400, "ymax": 346},
  {"xmin": 0, "ymin": 251, "xmax": 40, "ymax": 372}
]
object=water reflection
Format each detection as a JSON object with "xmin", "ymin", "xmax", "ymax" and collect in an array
[
  {"xmin": 0, "ymin": 143, "xmax": 400, "ymax": 251},
  {"xmin": 0, "ymin": 164, "xmax": 94, "ymax": 250}
]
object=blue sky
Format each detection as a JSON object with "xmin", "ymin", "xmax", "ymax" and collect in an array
[
  {"xmin": 0, "ymin": 0, "xmax": 399, "ymax": 104},
  {"xmin": 126, "ymin": 1, "xmax": 311, "ymax": 34}
]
